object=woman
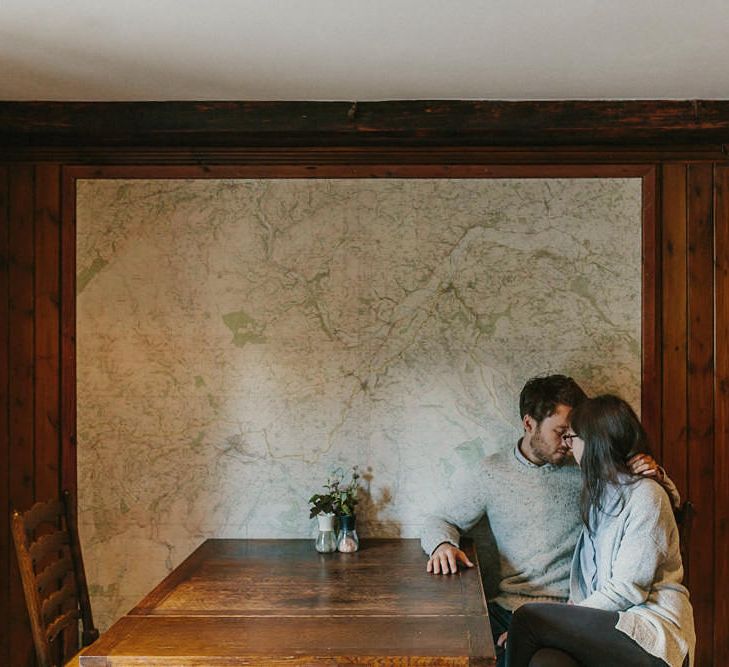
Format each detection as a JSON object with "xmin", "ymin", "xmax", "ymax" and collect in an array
[{"xmin": 505, "ymin": 395, "xmax": 695, "ymax": 667}]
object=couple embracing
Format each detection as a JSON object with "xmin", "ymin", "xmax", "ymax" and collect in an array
[{"xmin": 421, "ymin": 375, "xmax": 695, "ymax": 667}]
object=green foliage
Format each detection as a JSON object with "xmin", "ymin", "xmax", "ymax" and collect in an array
[
  {"xmin": 308, "ymin": 466, "xmax": 360, "ymax": 519},
  {"xmin": 308, "ymin": 492, "xmax": 336, "ymax": 518}
]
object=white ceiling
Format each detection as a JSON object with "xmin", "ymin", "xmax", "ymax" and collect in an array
[{"xmin": 2, "ymin": 0, "xmax": 728, "ymax": 102}]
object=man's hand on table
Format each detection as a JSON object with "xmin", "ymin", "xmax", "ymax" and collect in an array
[{"xmin": 426, "ymin": 543, "xmax": 474, "ymax": 574}]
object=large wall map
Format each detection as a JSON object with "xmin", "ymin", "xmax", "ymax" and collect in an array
[{"xmin": 76, "ymin": 178, "xmax": 642, "ymax": 628}]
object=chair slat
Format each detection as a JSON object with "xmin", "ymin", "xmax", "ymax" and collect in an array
[
  {"xmin": 12, "ymin": 511, "xmax": 53, "ymax": 667},
  {"xmin": 41, "ymin": 578, "xmax": 77, "ymax": 625},
  {"xmin": 22, "ymin": 500, "xmax": 64, "ymax": 534},
  {"xmin": 36, "ymin": 554, "xmax": 74, "ymax": 599},
  {"xmin": 44, "ymin": 608, "xmax": 80, "ymax": 643},
  {"xmin": 29, "ymin": 529, "xmax": 70, "ymax": 565}
]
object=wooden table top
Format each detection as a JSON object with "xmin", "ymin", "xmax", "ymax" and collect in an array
[{"xmin": 79, "ymin": 538, "xmax": 495, "ymax": 666}]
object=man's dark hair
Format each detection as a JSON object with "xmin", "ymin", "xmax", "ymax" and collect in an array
[{"xmin": 519, "ymin": 374, "xmax": 587, "ymax": 422}]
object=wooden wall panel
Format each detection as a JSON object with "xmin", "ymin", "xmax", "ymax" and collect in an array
[
  {"xmin": 1, "ymin": 164, "xmax": 64, "ymax": 666},
  {"xmin": 641, "ymin": 169, "xmax": 661, "ymax": 450},
  {"xmin": 660, "ymin": 164, "xmax": 688, "ymax": 489},
  {"xmin": 60, "ymin": 168, "xmax": 76, "ymax": 495},
  {"xmin": 686, "ymin": 164, "xmax": 715, "ymax": 665},
  {"xmin": 0, "ymin": 166, "xmax": 9, "ymax": 667},
  {"xmin": 8, "ymin": 164, "xmax": 35, "ymax": 666},
  {"xmin": 34, "ymin": 164, "xmax": 61, "ymax": 503},
  {"xmin": 0, "ymin": 141, "xmax": 726, "ymax": 663},
  {"xmin": 714, "ymin": 167, "xmax": 729, "ymax": 667}
]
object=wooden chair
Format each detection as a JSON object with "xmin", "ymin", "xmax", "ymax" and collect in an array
[
  {"xmin": 674, "ymin": 499, "xmax": 695, "ymax": 573},
  {"xmin": 11, "ymin": 490, "xmax": 99, "ymax": 667}
]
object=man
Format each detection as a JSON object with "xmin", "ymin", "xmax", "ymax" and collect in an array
[{"xmin": 421, "ymin": 375, "xmax": 674, "ymax": 666}]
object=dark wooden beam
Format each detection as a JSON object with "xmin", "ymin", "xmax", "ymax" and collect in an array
[{"xmin": 2, "ymin": 100, "xmax": 729, "ymax": 149}]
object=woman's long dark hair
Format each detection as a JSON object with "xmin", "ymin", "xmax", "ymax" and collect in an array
[{"xmin": 570, "ymin": 394, "xmax": 651, "ymax": 532}]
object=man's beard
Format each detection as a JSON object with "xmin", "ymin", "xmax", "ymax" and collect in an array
[{"xmin": 531, "ymin": 426, "xmax": 572, "ymax": 466}]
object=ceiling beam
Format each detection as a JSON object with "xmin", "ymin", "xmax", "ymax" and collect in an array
[{"xmin": 2, "ymin": 100, "xmax": 729, "ymax": 149}]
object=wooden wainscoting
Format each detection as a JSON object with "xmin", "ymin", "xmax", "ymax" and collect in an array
[
  {"xmin": 1, "ymin": 163, "xmax": 64, "ymax": 666},
  {"xmin": 1, "ymin": 101, "xmax": 728, "ymax": 666}
]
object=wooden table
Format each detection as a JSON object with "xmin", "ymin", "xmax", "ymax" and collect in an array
[{"xmin": 79, "ymin": 538, "xmax": 495, "ymax": 666}]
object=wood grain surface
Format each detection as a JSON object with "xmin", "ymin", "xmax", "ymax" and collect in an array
[{"xmin": 80, "ymin": 539, "xmax": 495, "ymax": 666}]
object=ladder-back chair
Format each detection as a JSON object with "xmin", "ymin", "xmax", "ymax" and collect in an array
[
  {"xmin": 674, "ymin": 499, "xmax": 695, "ymax": 576},
  {"xmin": 11, "ymin": 490, "xmax": 99, "ymax": 667}
]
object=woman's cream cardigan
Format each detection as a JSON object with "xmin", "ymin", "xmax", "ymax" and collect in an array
[{"xmin": 570, "ymin": 477, "xmax": 695, "ymax": 667}]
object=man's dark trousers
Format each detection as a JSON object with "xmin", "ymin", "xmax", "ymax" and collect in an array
[{"xmin": 488, "ymin": 601, "xmax": 513, "ymax": 667}]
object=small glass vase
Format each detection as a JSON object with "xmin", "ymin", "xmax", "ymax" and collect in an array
[
  {"xmin": 337, "ymin": 514, "xmax": 359, "ymax": 553},
  {"xmin": 315, "ymin": 513, "xmax": 337, "ymax": 553}
]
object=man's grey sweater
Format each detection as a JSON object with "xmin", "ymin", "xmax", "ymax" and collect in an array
[{"xmin": 421, "ymin": 444, "xmax": 582, "ymax": 611}]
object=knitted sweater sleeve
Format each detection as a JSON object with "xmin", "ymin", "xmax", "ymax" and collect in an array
[
  {"xmin": 658, "ymin": 469, "xmax": 681, "ymax": 509},
  {"xmin": 420, "ymin": 464, "xmax": 490, "ymax": 557},
  {"xmin": 578, "ymin": 481, "xmax": 673, "ymax": 611}
]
